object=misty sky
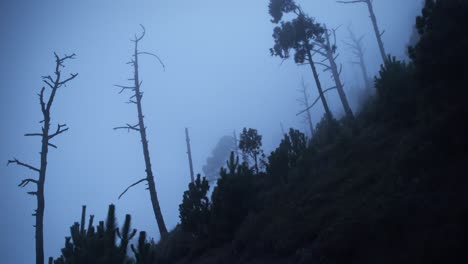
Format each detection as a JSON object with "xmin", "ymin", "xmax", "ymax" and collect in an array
[{"xmin": 0, "ymin": 0, "xmax": 421, "ymax": 262}]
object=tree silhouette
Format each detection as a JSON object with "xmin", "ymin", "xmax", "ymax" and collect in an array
[
  {"xmin": 337, "ymin": 0, "xmax": 388, "ymax": 63},
  {"xmin": 7, "ymin": 53, "xmax": 77, "ymax": 264},
  {"xmin": 114, "ymin": 24, "xmax": 168, "ymax": 237},
  {"xmin": 52, "ymin": 205, "xmax": 136, "ymax": 264},
  {"xmin": 131, "ymin": 231, "xmax": 156, "ymax": 264},
  {"xmin": 269, "ymin": 0, "xmax": 334, "ymax": 122},
  {"xmin": 239, "ymin": 128, "xmax": 263, "ymax": 174},
  {"xmin": 310, "ymin": 24, "xmax": 354, "ymax": 119},
  {"xmin": 409, "ymin": 0, "xmax": 468, "ymax": 115},
  {"xmin": 179, "ymin": 174, "xmax": 210, "ymax": 239}
]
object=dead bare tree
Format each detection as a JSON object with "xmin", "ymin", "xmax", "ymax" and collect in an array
[
  {"xmin": 7, "ymin": 53, "xmax": 77, "ymax": 264},
  {"xmin": 344, "ymin": 26, "xmax": 372, "ymax": 91},
  {"xmin": 114, "ymin": 25, "xmax": 168, "ymax": 237},
  {"xmin": 311, "ymin": 25, "xmax": 354, "ymax": 119},
  {"xmin": 185, "ymin": 127, "xmax": 195, "ymax": 183},
  {"xmin": 297, "ymin": 77, "xmax": 315, "ymax": 137},
  {"xmin": 337, "ymin": 0, "xmax": 387, "ymax": 63}
]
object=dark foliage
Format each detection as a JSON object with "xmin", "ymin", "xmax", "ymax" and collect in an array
[
  {"xmin": 270, "ymin": 13, "xmax": 325, "ymax": 64},
  {"xmin": 52, "ymin": 205, "xmax": 135, "ymax": 264},
  {"xmin": 239, "ymin": 128, "xmax": 264, "ymax": 174},
  {"xmin": 131, "ymin": 232, "xmax": 155, "ymax": 264},
  {"xmin": 268, "ymin": 0, "xmax": 297, "ymax": 23},
  {"xmin": 374, "ymin": 55, "xmax": 417, "ymax": 124},
  {"xmin": 409, "ymin": 0, "xmax": 468, "ymax": 116},
  {"xmin": 267, "ymin": 128, "xmax": 307, "ymax": 184},
  {"xmin": 209, "ymin": 153, "xmax": 255, "ymax": 243},
  {"xmin": 179, "ymin": 174, "xmax": 210, "ymax": 239}
]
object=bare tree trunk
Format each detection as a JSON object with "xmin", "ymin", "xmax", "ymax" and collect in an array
[
  {"xmin": 115, "ymin": 26, "xmax": 168, "ymax": 237},
  {"xmin": 306, "ymin": 47, "xmax": 334, "ymax": 123},
  {"xmin": 337, "ymin": 0, "xmax": 387, "ymax": 63},
  {"xmin": 185, "ymin": 128, "xmax": 195, "ymax": 183},
  {"xmin": 346, "ymin": 27, "xmax": 371, "ymax": 91},
  {"xmin": 300, "ymin": 77, "xmax": 315, "ymax": 137},
  {"xmin": 8, "ymin": 53, "xmax": 77, "ymax": 264},
  {"xmin": 323, "ymin": 25, "xmax": 354, "ymax": 119},
  {"xmin": 233, "ymin": 130, "xmax": 240, "ymax": 158},
  {"xmin": 366, "ymin": 0, "xmax": 387, "ymax": 63},
  {"xmin": 132, "ymin": 37, "xmax": 168, "ymax": 237}
]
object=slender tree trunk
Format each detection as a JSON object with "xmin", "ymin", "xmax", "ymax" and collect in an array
[
  {"xmin": 253, "ymin": 153, "xmax": 259, "ymax": 175},
  {"xmin": 358, "ymin": 51, "xmax": 371, "ymax": 90},
  {"xmin": 306, "ymin": 47, "xmax": 333, "ymax": 122},
  {"xmin": 132, "ymin": 40, "xmax": 168, "ymax": 237},
  {"xmin": 366, "ymin": 0, "xmax": 387, "ymax": 63},
  {"xmin": 35, "ymin": 115, "xmax": 49, "ymax": 264},
  {"xmin": 233, "ymin": 130, "xmax": 240, "ymax": 158},
  {"xmin": 185, "ymin": 128, "xmax": 195, "ymax": 183},
  {"xmin": 300, "ymin": 78, "xmax": 315, "ymax": 137},
  {"xmin": 346, "ymin": 28, "xmax": 371, "ymax": 91},
  {"xmin": 323, "ymin": 26, "xmax": 354, "ymax": 119}
]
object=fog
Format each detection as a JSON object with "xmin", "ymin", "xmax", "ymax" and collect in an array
[{"xmin": 0, "ymin": 0, "xmax": 421, "ymax": 262}]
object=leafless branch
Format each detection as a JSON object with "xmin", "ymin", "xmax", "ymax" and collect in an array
[
  {"xmin": 296, "ymin": 87, "xmax": 337, "ymax": 116},
  {"xmin": 118, "ymin": 178, "xmax": 148, "ymax": 199},
  {"xmin": 58, "ymin": 73, "xmax": 79, "ymax": 86},
  {"xmin": 24, "ymin": 133, "xmax": 43, "ymax": 137},
  {"xmin": 137, "ymin": 52, "xmax": 166, "ymax": 71},
  {"xmin": 132, "ymin": 24, "xmax": 146, "ymax": 43},
  {"xmin": 49, "ymin": 124, "xmax": 68, "ymax": 139},
  {"xmin": 18, "ymin": 178, "xmax": 39, "ymax": 188},
  {"xmin": 337, "ymin": 0, "xmax": 367, "ymax": 4},
  {"xmin": 114, "ymin": 123, "xmax": 140, "ymax": 132},
  {"xmin": 7, "ymin": 158, "xmax": 40, "ymax": 173},
  {"xmin": 114, "ymin": 84, "xmax": 136, "ymax": 94}
]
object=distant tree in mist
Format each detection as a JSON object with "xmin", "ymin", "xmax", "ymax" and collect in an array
[
  {"xmin": 239, "ymin": 128, "xmax": 264, "ymax": 174},
  {"xmin": 7, "ymin": 53, "xmax": 77, "ymax": 264},
  {"xmin": 337, "ymin": 0, "xmax": 388, "ymax": 63},
  {"xmin": 297, "ymin": 77, "xmax": 315, "ymax": 138},
  {"xmin": 344, "ymin": 26, "xmax": 372, "ymax": 91},
  {"xmin": 113, "ymin": 25, "xmax": 168, "ymax": 237},
  {"xmin": 202, "ymin": 135, "xmax": 237, "ymax": 182},
  {"xmin": 269, "ymin": 0, "xmax": 334, "ymax": 122}
]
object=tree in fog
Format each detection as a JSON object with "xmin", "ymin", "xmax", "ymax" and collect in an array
[
  {"xmin": 269, "ymin": 0, "xmax": 334, "ymax": 122},
  {"xmin": 239, "ymin": 128, "xmax": 264, "ymax": 174},
  {"xmin": 202, "ymin": 135, "xmax": 237, "ymax": 182},
  {"xmin": 7, "ymin": 53, "xmax": 78, "ymax": 264},
  {"xmin": 310, "ymin": 24, "xmax": 354, "ymax": 119},
  {"xmin": 337, "ymin": 0, "xmax": 388, "ymax": 63},
  {"xmin": 344, "ymin": 26, "xmax": 372, "ymax": 91},
  {"xmin": 113, "ymin": 25, "xmax": 168, "ymax": 237},
  {"xmin": 297, "ymin": 77, "xmax": 315, "ymax": 137}
]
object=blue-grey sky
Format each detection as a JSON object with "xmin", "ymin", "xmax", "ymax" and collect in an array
[{"xmin": 0, "ymin": 0, "xmax": 421, "ymax": 262}]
